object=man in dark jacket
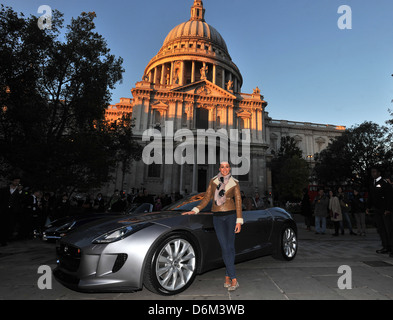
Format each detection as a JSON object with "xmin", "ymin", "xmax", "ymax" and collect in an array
[
  {"xmin": 25, "ymin": 190, "xmax": 43, "ymax": 237},
  {"xmin": 0, "ymin": 177, "xmax": 23, "ymax": 246},
  {"xmin": 366, "ymin": 167, "xmax": 393, "ymax": 255},
  {"xmin": 313, "ymin": 188, "xmax": 329, "ymax": 235}
]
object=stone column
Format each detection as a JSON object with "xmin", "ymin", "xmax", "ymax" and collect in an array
[
  {"xmin": 207, "ymin": 108, "xmax": 212, "ymax": 129},
  {"xmin": 228, "ymin": 106, "xmax": 234, "ymax": 130},
  {"xmin": 208, "ymin": 164, "xmax": 215, "ymax": 180},
  {"xmin": 163, "ymin": 164, "xmax": 173, "ymax": 194},
  {"xmin": 180, "ymin": 61, "xmax": 185, "ymax": 86},
  {"xmin": 168, "ymin": 99, "xmax": 176, "ymax": 123},
  {"xmin": 213, "ymin": 64, "xmax": 217, "ymax": 85},
  {"xmin": 141, "ymin": 98, "xmax": 150, "ymax": 132},
  {"xmin": 175, "ymin": 100, "xmax": 183, "ymax": 131},
  {"xmin": 257, "ymin": 109, "xmax": 263, "ymax": 141},
  {"xmin": 172, "ymin": 163, "xmax": 179, "ymax": 193},
  {"xmin": 253, "ymin": 110, "xmax": 257, "ymax": 141},
  {"xmin": 262, "ymin": 110, "xmax": 267, "ymax": 144},
  {"xmin": 134, "ymin": 103, "xmax": 143, "ymax": 132},
  {"xmin": 160, "ymin": 64, "xmax": 165, "ymax": 85},
  {"xmin": 153, "ymin": 67, "xmax": 158, "ymax": 84},
  {"xmin": 222, "ymin": 68, "xmax": 226, "ymax": 89},
  {"xmin": 191, "ymin": 61, "xmax": 195, "ymax": 83},
  {"xmin": 170, "ymin": 62, "xmax": 174, "ymax": 85}
]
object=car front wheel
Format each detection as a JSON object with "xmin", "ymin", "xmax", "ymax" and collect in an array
[{"xmin": 144, "ymin": 233, "xmax": 198, "ymax": 295}]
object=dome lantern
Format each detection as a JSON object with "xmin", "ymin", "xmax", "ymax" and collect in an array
[{"xmin": 190, "ymin": 0, "xmax": 205, "ymax": 22}]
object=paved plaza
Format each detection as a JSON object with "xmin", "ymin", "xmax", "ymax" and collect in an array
[{"xmin": 1, "ymin": 221, "xmax": 393, "ymax": 300}]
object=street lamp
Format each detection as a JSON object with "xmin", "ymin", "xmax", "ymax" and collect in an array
[{"xmin": 307, "ymin": 155, "xmax": 314, "ymax": 167}]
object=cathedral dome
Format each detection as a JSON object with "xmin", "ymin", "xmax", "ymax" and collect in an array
[
  {"xmin": 162, "ymin": 20, "xmax": 229, "ymax": 54},
  {"xmin": 144, "ymin": 0, "xmax": 243, "ymax": 92}
]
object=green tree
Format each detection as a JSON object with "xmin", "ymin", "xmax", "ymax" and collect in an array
[
  {"xmin": 313, "ymin": 121, "xmax": 392, "ymax": 188},
  {"xmin": 270, "ymin": 136, "xmax": 310, "ymax": 203},
  {"xmin": 0, "ymin": 6, "xmax": 138, "ymax": 192}
]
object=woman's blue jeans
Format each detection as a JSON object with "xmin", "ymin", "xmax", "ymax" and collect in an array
[{"xmin": 213, "ymin": 214, "xmax": 237, "ymax": 279}]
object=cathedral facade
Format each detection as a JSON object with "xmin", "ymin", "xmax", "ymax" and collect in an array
[{"xmin": 104, "ymin": 1, "xmax": 344, "ymax": 197}]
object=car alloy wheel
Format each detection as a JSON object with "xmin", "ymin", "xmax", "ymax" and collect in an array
[
  {"xmin": 155, "ymin": 238, "xmax": 196, "ymax": 292},
  {"xmin": 282, "ymin": 227, "xmax": 297, "ymax": 260},
  {"xmin": 144, "ymin": 233, "xmax": 198, "ymax": 295}
]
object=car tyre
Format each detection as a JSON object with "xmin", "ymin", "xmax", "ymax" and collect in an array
[
  {"xmin": 273, "ymin": 225, "xmax": 298, "ymax": 261},
  {"xmin": 143, "ymin": 233, "xmax": 198, "ymax": 296}
]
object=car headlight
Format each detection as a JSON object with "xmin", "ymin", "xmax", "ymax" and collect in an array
[{"xmin": 92, "ymin": 226, "xmax": 134, "ymax": 244}]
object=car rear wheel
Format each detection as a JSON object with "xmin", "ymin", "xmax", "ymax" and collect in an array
[
  {"xmin": 273, "ymin": 225, "xmax": 297, "ymax": 261},
  {"xmin": 144, "ymin": 233, "xmax": 198, "ymax": 295}
]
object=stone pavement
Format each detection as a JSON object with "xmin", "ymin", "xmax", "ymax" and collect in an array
[{"xmin": 0, "ymin": 221, "xmax": 392, "ymax": 300}]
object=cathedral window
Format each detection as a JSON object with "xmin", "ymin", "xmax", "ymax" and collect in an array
[
  {"xmin": 196, "ymin": 108, "xmax": 209, "ymax": 129},
  {"xmin": 147, "ymin": 164, "xmax": 161, "ymax": 178}
]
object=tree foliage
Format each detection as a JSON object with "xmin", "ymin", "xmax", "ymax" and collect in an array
[
  {"xmin": 313, "ymin": 121, "xmax": 392, "ymax": 188},
  {"xmin": 271, "ymin": 136, "xmax": 310, "ymax": 202},
  {"xmin": 0, "ymin": 5, "xmax": 140, "ymax": 192}
]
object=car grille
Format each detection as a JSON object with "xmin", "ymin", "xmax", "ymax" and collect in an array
[{"xmin": 56, "ymin": 243, "xmax": 81, "ymax": 272}]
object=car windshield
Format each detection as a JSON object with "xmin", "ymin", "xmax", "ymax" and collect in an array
[
  {"xmin": 164, "ymin": 193, "xmax": 212, "ymax": 212},
  {"xmin": 127, "ymin": 203, "xmax": 152, "ymax": 214}
]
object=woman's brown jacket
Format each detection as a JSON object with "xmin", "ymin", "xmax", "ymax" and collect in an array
[{"xmin": 191, "ymin": 176, "xmax": 244, "ymax": 224}]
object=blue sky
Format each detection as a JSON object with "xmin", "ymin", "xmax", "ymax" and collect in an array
[{"xmin": 4, "ymin": 0, "xmax": 393, "ymax": 128}]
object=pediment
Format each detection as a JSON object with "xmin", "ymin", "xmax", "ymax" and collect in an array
[
  {"xmin": 171, "ymin": 80, "xmax": 237, "ymax": 99},
  {"xmin": 151, "ymin": 101, "xmax": 169, "ymax": 111},
  {"xmin": 236, "ymin": 109, "xmax": 252, "ymax": 119}
]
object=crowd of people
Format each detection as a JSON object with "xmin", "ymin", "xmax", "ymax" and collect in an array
[
  {"xmin": 2, "ymin": 166, "xmax": 393, "ymax": 257},
  {"xmin": 301, "ymin": 166, "xmax": 393, "ymax": 257},
  {"xmin": 0, "ymin": 175, "xmax": 273, "ymax": 247},
  {"xmin": 0, "ymin": 178, "xmax": 185, "ymax": 246}
]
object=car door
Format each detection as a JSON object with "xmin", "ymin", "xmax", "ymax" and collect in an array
[{"xmin": 235, "ymin": 197, "xmax": 273, "ymax": 255}]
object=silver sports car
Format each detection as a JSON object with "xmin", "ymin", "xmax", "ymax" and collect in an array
[{"xmin": 54, "ymin": 194, "xmax": 298, "ymax": 295}]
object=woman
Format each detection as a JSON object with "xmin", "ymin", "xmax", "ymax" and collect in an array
[
  {"xmin": 329, "ymin": 190, "xmax": 343, "ymax": 236},
  {"xmin": 182, "ymin": 161, "xmax": 243, "ymax": 291}
]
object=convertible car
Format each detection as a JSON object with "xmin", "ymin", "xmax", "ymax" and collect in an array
[{"xmin": 54, "ymin": 194, "xmax": 298, "ymax": 296}]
